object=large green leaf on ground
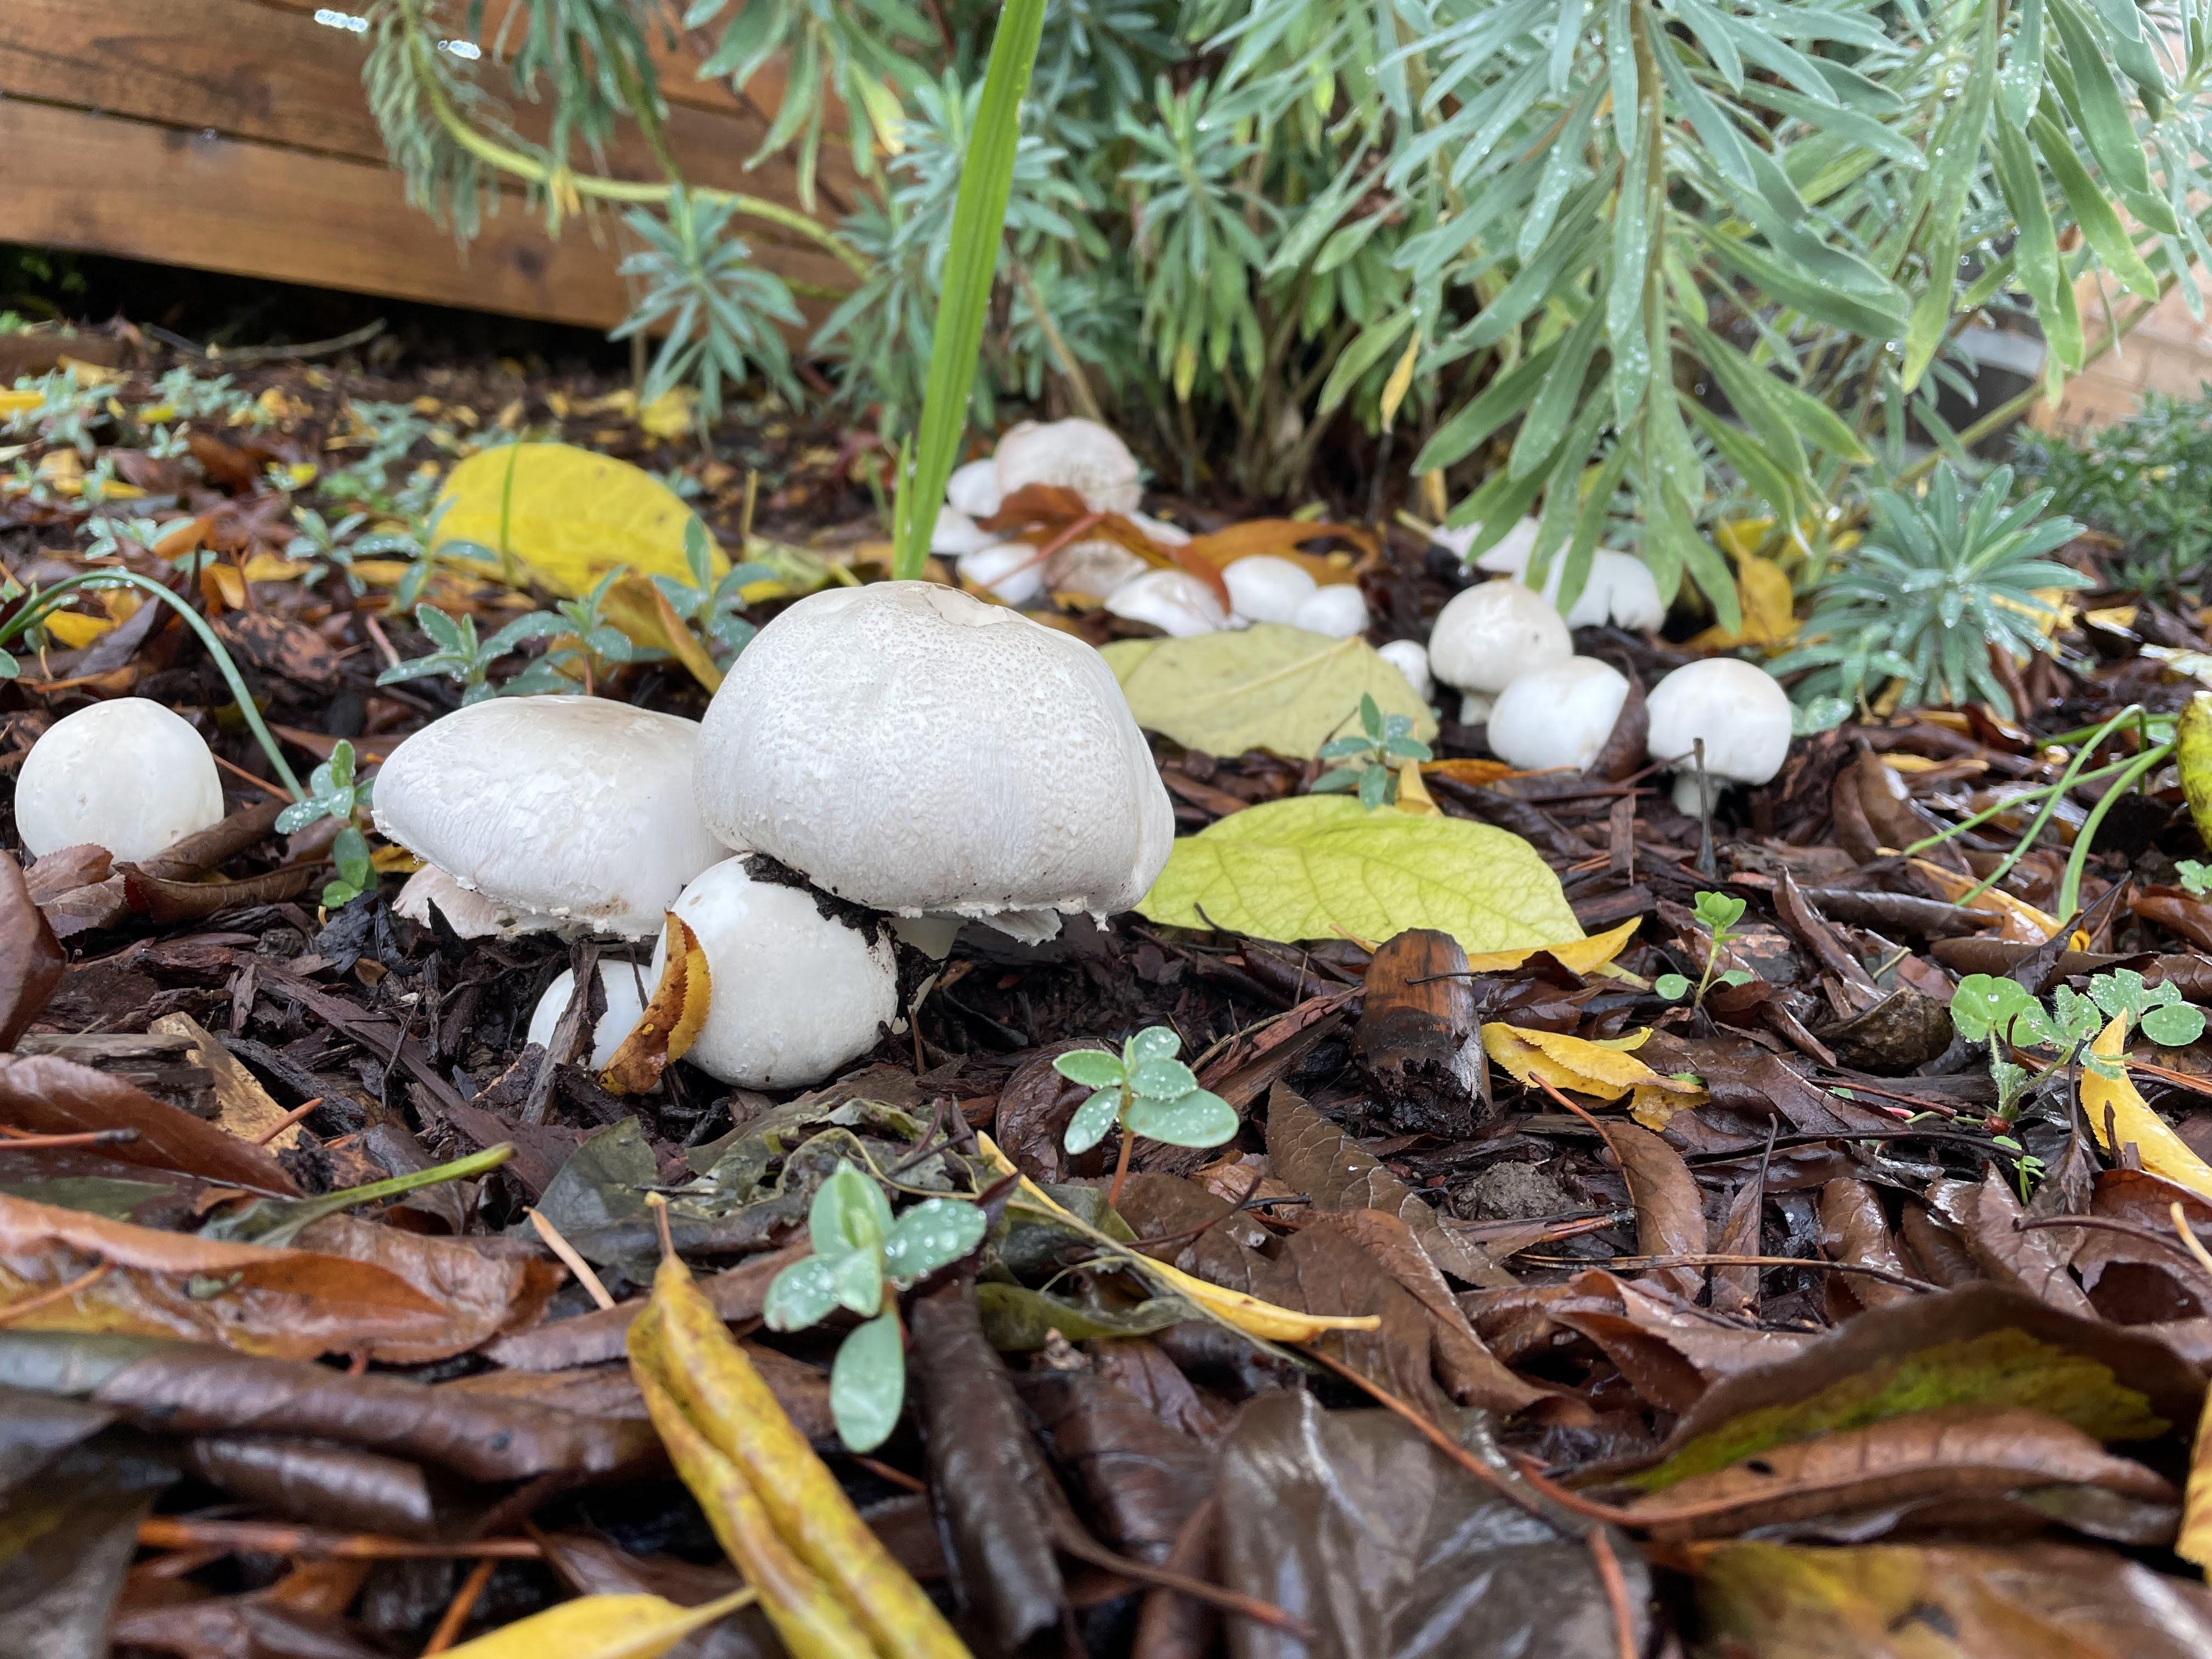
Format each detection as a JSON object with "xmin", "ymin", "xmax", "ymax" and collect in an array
[
  {"xmin": 1136, "ymin": 797, "xmax": 1582, "ymax": 955},
  {"xmin": 1102, "ymin": 625, "xmax": 1437, "ymax": 760}
]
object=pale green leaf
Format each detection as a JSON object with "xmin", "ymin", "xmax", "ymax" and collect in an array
[{"xmin": 1102, "ymin": 627, "xmax": 1437, "ymax": 760}]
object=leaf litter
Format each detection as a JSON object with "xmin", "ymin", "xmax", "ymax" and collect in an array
[{"xmin": 7, "ymin": 332, "xmax": 2212, "ymax": 1657}]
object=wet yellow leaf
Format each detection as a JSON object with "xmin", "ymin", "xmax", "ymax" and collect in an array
[
  {"xmin": 1380, "ymin": 332, "xmax": 1419, "ymax": 428},
  {"xmin": 2180, "ymin": 693, "xmax": 2212, "ymax": 854},
  {"xmin": 1686, "ymin": 555, "xmax": 1797, "ymax": 650},
  {"xmin": 1482, "ymin": 1023, "xmax": 1706, "ymax": 1115},
  {"xmin": 2180, "ymin": 1385, "xmax": 2212, "ymax": 1574},
  {"xmin": 241, "ymin": 554, "xmax": 311, "ymax": 582},
  {"xmin": 2083, "ymin": 1015, "xmax": 2212, "ymax": 1203},
  {"xmin": 628, "ymin": 1254, "xmax": 966, "ymax": 1659},
  {"xmin": 433, "ymin": 442, "xmax": 720, "ymax": 598},
  {"xmin": 40, "ymin": 611, "xmax": 115, "ymax": 648},
  {"xmin": 1462, "ymin": 916, "xmax": 1643, "ymax": 977},
  {"xmin": 601, "ymin": 915, "xmax": 712, "ymax": 1096},
  {"xmin": 636, "ymin": 388, "xmax": 698, "ymax": 441},
  {"xmin": 426, "ymin": 1588, "xmax": 759, "ymax": 1658},
  {"xmin": 976, "ymin": 1136, "xmax": 1381, "ymax": 1345},
  {"xmin": 1712, "ymin": 516, "xmax": 1774, "ymax": 561},
  {"xmin": 2085, "ymin": 606, "xmax": 2140, "ymax": 634},
  {"xmin": 0, "ymin": 390, "xmax": 42, "ymax": 416},
  {"xmin": 1393, "ymin": 760, "xmax": 1440, "ymax": 816}
]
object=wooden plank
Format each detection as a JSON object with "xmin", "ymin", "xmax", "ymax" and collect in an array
[
  {"xmin": 0, "ymin": 0, "xmax": 851, "ymax": 213},
  {"xmin": 3, "ymin": 99, "xmax": 633, "ymax": 329}
]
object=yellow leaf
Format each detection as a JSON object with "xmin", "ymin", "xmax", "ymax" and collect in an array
[
  {"xmin": 975, "ymin": 1136, "xmax": 1381, "ymax": 1344},
  {"xmin": 433, "ymin": 442, "xmax": 720, "ymax": 599},
  {"xmin": 1481, "ymin": 1023, "xmax": 1706, "ymax": 1109},
  {"xmin": 1908, "ymin": 858, "xmax": 2072, "ymax": 944},
  {"xmin": 636, "ymin": 387, "xmax": 698, "ymax": 442},
  {"xmin": 2180, "ymin": 693, "xmax": 2212, "ymax": 854},
  {"xmin": 1463, "ymin": 916, "xmax": 1643, "ymax": 976},
  {"xmin": 1713, "ymin": 516, "xmax": 1774, "ymax": 561},
  {"xmin": 1394, "ymin": 760, "xmax": 1440, "ymax": 815},
  {"xmin": 240, "ymin": 554, "xmax": 311, "ymax": 582},
  {"xmin": 2085, "ymin": 606, "xmax": 2140, "ymax": 633},
  {"xmin": 1419, "ymin": 757, "xmax": 1522, "ymax": 788},
  {"xmin": 40, "ymin": 611, "xmax": 115, "ymax": 648},
  {"xmin": 2083, "ymin": 1015, "xmax": 2212, "ymax": 1203},
  {"xmin": 601, "ymin": 915, "xmax": 712, "ymax": 1095},
  {"xmin": 2181, "ymin": 1383, "xmax": 2212, "ymax": 1573},
  {"xmin": 1102, "ymin": 626, "xmax": 1434, "ymax": 760},
  {"xmin": 0, "ymin": 390, "xmax": 42, "ymax": 416},
  {"xmin": 628, "ymin": 1254, "xmax": 966, "ymax": 1659},
  {"xmin": 1686, "ymin": 555, "xmax": 1798, "ymax": 650},
  {"xmin": 439, "ymin": 1589, "xmax": 755, "ymax": 1659},
  {"xmin": 1137, "ymin": 796, "xmax": 1582, "ymax": 958},
  {"xmin": 1380, "ymin": 332, "xmax": 1419, "ymax": 428},
  {"xmin": 598, "ymin": 572, "xmax": 725, "ymax": 693}
]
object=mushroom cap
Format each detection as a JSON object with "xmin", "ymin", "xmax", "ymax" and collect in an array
[
  {"xmin": 946, "ymin": 458, "xmax": 1003, "ymax": 520},
  {"xmin": 1427, "ymin": 580, "xmax": 1573, "ymax": 695},
  {"xmin": 995, "ymin": 419, "xmax": 1142, "ymax": 515},
  {"xmin": 370, "ymin": 696, "xmax": 729, "ymax": 938},
  {"xmin": 1129, "ymin": 512, "xmax": 1192, "ymax": 548},
  {"xmin": 1291, "ymin": 583, "xmax": 1369, "ymax": 639},
  {"xmin": 14, "ymin": 697, "xmax": 224, "ymax": 862},
  {"xmin": 1472, "ymin": 535, "xmax": 1665, "ymax": 631},
  {"xmin": 694, "ymin": 582, "xmax": 1173, "ymax": 919},
  {"xmin": 1043, "ymin": 538, "xmax": 1147, "ymax": 599},
  {"xmin": 1106, "ymin": 568, "xmax": 1228, "ymax": 637},
  {"xmin": 957, "ymin": 543, "xmax": 1045, "ymax": 606},
  {"xmin": 1645, "ymin": 658, "xmax": 1792, "ymax": 787},
  {"xmin": 1469, "ymin": 516, "xmax": 1542, "ymax": 574},
  {"xmin": 930, "ymin": 506, "xmax": 997, "ymax": 557},
  {"xmin": 527, "ymin": 961, "xmax": 651, "ymax": 1071},
  {"xmin": 1487, "ymin": 657, "xmax": 1630, "ymax": 774},
  {"xmin": 1223, "ymin": 555, "xmax": 1318, "ymax": 625},
  {"xmin": 393, "ymin": 864, "xmax": 560, "ymax": 939},
  {"xmin": 653, "ymin": 858, "xmax": 897, "ymax": 1087},
  {"xmin": 1378, "ymin": 639, "xmax": 1434, "ymax": 703}
]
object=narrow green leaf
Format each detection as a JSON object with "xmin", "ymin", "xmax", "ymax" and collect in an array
[
  {"xmin": 889, "ymin": 0, "xmax": 1047, "ymax": 579},
  {"xmin": 1989, "ymin": 121, "xmax": 2082, "ymax": 371},
  {"xmin": 1412, "ymin": 337, "xmax": 1564, "ymax": 473},
  {"xmin": 2002, "ymin": 0, "xmax": 2046, "ymax": 127},
  {"xmin": 2046, "ymin": 0, "xmax": 2157, "ymax": 208},
  {"xmin": 2031, "ymin": 108, "xmax": 2159, "ymax": 299},
  {"xmin": 1511, "ymin": 301, "xmax": 1607, "ymax": 478}
]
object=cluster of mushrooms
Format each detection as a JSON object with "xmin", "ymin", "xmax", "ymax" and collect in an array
[
  {"xmin": 10, "ymin": 585, "xmax": 1173, "ymax": 1093},
  {"xmin": 930, "ymin": 417, "xmax": 1372, "ymax": 641}
]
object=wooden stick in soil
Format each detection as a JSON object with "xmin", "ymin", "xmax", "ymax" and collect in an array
[
  {"xmin": 251, "ymin": 1097, "xmax": 323, "ymax": 1145},
  {"xmin": 0, "ymin": 1127, "xmax": 138, "ymax": 1150},
  {"xmin": 137, "ymin": 1519, "xmax": 543, "ymax": 1561},
  {"xmin": 528, "ymin": 1206, "xmax": 617, "ymax": 1310},
  {"xmin": 420, "ymin": 1556, "xmax": 498, "ymax": 1655}
]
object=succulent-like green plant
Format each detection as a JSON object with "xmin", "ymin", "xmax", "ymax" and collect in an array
[
  {"xmin": 1772, "ymin": 465, "xmax": 2089, "ymax": 719},
  {"xmin": 761, "ymin": 1161, "xmax": 987, "ymax": 1451},
  {"xmin": 275, "ymin": 741, "xmax": 377, "ymax": 907},
  {"xmin": 1313, "ymin": 693, "xmax": 1434, "ymax": 810},
  {"xmin": 1054, "ymin": 1025, "xmax": 1235, "ymax": 1207}
]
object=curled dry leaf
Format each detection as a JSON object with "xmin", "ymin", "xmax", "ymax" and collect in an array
[
  {"xmin": 1928, "ymin": 1169, "xmax": 2095, "ymax": 1317},
  {"xmin": 1479, "ymin": 1024, "xmax": 1706, "ymax": 1130},
  {"xmin": 1600, "ymin": 1121, "xmax": 1707, "ymax": 1302},
  {"xmin": 0, "ymin": 1055, "xmax": 297, "ymax": 1195},
  {"xmin": 180, "ymin": 1433, "xmax": 437, "ymax": 1539},
  {"xmin": 1816, "ymin": 1178, "xmax": 1916, "ymax": 1314},
  {"xmin": 601, "ymin": 915, "xmax": 712, "ymax": 1096},
  {"xmin": 0, "ymin": 853, "xmax": 64, "ymax": 1048}
]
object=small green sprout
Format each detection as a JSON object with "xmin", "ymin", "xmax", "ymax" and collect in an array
[
  {"xmin": 1054, "ymin": 1025, "xmax": 1237, "ymax": 1207},
  {"xmin": 375, "ymin": 603, "xmax": 576, "ymax": 703},
  {"xmin": 1655, "ymin": 891, "xmax": 1757, "ymax": 1007},
  {"xmin": 761, "ymin": 1160, "xmax": 987, "ymax": 1452},
  {"xmin": 276, "ymin": 740, "xmax": 377, "ymax": 907},
  {"xmin": 1950, "ymin": 968, "xmax": 2204, "ymax": 1124},
  {"xmin": 1313, "ymin": 693, "xmax": 1434, "ymax": 809},
  {"xmin": 2176, "ymin": 860, "xmax": 2212, "ymax": 898}
]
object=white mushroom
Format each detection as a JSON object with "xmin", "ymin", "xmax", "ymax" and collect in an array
[
  {"xmin": 1106, "ymin": 569, "xmax": 1228, "ymax": 637},
  {"xmin": 655, "ymin": 857, "xmax": 898, "ymax": 1088},
  {"xmin": 527, "ymin": 961, "xmax": 651, "ymax": 1071},
  {"xmin": 370, "ymin": 696, "xmax": 729, "ymax": 939},
  {"xmin": 931, "ymin": 506, "xmax": 997, "ymax": 557},
  {"xmin": 14, "ymin": 698, "xmax": 224, "ymax": 862},
  {"xmin": 1474, "ymin": 536, "xmax": 1666, "ymax": 631},
  {"xmin": 1043, "ymin": 538, "xmax": 1148, "ymax": 599},
  {"xmin": 1646, "ymin": 658, "xmax": 1794, "ymax": 815},
  {"xmin": 995, "ymin": 419, "xmax": 1142, "ymax": 515},
  {"xmin": 1487, "ymin": 657, "xmax": 1630, "ymax": 774},
  {"xmin": 694, "ymin": 582, "xmax": 1172, "ymax": 928},
  {"xmin": 1426, "ymin": 580, "xmax": 1573, "ymax": 724},
  {"xmin": 394, "ymin": 864, "xmax": 558, "ymax": 939},
  {"xmin": 946, "ymin": 458, "xmax": 1003, "ymax": 519},
  {"xmin": 1428, "ymin": 515, "xmax": 1539, "ymax": 572},
  {"xmin": 1129, "ymin": 512, "xmax": 1192, "ymax": 548},
  {"xmin": 1223, "ymin": 555, "xmax": 1317, "ymax": 625},
  {"xmin": 1291, "ymin": 583, "xmax": 1369, "ymax": 639},
  {"xmin": 956, "ymin": 543, "xmax": 1046, "ymax": 606},
  {"xmin": 1378, "ymin": 639, "xmax": 1434, "ymax": 704}
]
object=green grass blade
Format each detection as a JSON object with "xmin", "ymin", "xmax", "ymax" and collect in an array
[{"xmin": 890, "ymin": 0, "xmax": 1047, "ymax": 581}]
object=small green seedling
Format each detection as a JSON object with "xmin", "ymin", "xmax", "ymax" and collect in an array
[
  {"xmin": 1655, "ymin": 891, "xmax": 1756, "ymax": 1008},
  {"xmin": 1054, "ymin": 1025, "xmax": 1237, "ymax": 1207},
  {"xmin": 376, "ymin": 603, "xmax": 576, "ymax": 703},
  {"xmin": 652, "ymin": 518, "xmax": 775, "ymax": 665},
  {"xmin": 1950, "ymin": 969, "xmax": 2205, "ymax": 1123},
  {"xmin": 1313, "ymin": 693, "xmax": 1434, "ymax": 810},
  {"xmin": 275, "ymin": 740, "xmax": 376, "ymax": 907},
  {"xmin": 2176, "ymin": 860, "xmax": 2212, "ymax": 898},
  {"xmin": 761, "ymin": 1160, "xmax": 986, "ymax": 1452}
]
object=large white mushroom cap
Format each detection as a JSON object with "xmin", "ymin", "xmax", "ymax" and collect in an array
[
  {"xmin": 1646, "ymin": 658, "xmax": 1793, "ymax": 813},
  {"xmin": 694, "ymin": 582, "xmax": 1172, "ymax": 923},
  {"xmin": 1223, "ymin": 555, "xmax": 1317, "ymax": 625},
  {"xmin": 946, "ymin": 458, "xmax": 1003, "ymax": 520},
  {"xmin": 1488, "ymin": 657, "xmax": 1630, "ymax": 774},
  {"xmin": 930, "ymin": 506, "xmax": 997, "ymax": 557},
  {"xmin": 1378, "ymin": 639, "xmax": 1434, "ymax": 704},
  {"xmin": 654, "ymin": 857, "xmax": 897, "ymax": 1088},
  {"xmin": 527, "ymin": 961, "xmax": 651, "ymax": 1071},
  {"xmin": 1427, "ymin": 580, "xmax": 1573, "ymax": 721},
  {"xmin": 14, "ymin": 698, "xmax": 224, "ymax": 862},
  {"xmin": 1291, "ymin": 583, "xmax": 1369, "ymax": 639},
  {"xmin": 1106, "ymin": 569, "xmax": 1228, "ymax": 637},
  {"xmin": 371, "ymin": 696, "xmax": 729, "ymax": 938},
  {"xmin": 995, "ymin": 419, "xmax": 1143, "ymax": 515},
  {"xmin": 957, "ymin": 543, "xmax": 1046, "ymax": 606},
  {"xmin": 1474, "ymin": 535, "xmax": 1665, "ymax": 631}
]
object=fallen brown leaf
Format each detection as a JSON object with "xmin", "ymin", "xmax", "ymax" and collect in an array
[
  {"xmin": 0, "ymin": 852, "xmax": 64, "ymax": 1048},
  {"xmin": 0, "ymin": 1056, "xmax": 297, "ymax": 1194}
]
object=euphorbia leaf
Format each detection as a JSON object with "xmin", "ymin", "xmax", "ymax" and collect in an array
[
  {"xmin": 1122, "ymin": 1088, "xmax": 1238, "ymax": 1149},
  {"xmin": 762, "ymin": 1257, "xmax": 842, "ymax": 1331},
  {"xmin": 1126, "ymin": 1056, "xmax": 1198, "ymax": 1100},
  {"xmin": 882, "ymin": 1199, "xmax": 988, "ymax": 1284},
  {"xmin": 810, "ymin": 1163, "xmax": 893, "ymax": 1260},
  {"xmin": 830, "ymin": 1310, "xmax": 906, "ymax": 1453},
  {"xmin": 1063, "ymin": 1088, "xmax": 1121, "ymax": 1154},
  {"xmin": 1051, "ymin": 1049, "xmax": 1125, "ymax": 1090}
]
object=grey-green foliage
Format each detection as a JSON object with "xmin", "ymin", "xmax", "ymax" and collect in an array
[
  {"xmin": 275, "ymin": 741, "xmax": 378, "ymax": 907},
  {"xmin": 1771, "ymin": 462, "xmax": 2089, "ymax": 717},
  {"xmin": 359, "ymin": 0, "xmax": 2212, "ymax": 610},
  {"xmin": 761, "ymin": 1160, "xmax": 987, "ymax": 1451},
  {"xmin": 1313, "ymin": 692, "xmax": 1434, "ymax": 809},
  {"xmin": 1052, "ymin": 1025, "xmax": 1238, "ymax": 1154}
]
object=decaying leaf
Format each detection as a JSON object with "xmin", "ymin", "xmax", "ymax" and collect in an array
[
  {"xmin": 1480, "ymin": 1023, "xmax": 1707, "ymax": 1128},
  {"xmin": 1138, "ymin": 797, "xmax": 1586, "ymax": 960},
  {"xmin": 602, "ymin": 915, "xmax": 712, "ymax": 1096},
  {"xmin": 0, "ymin": 1055, "xmax": 297, "ymax": 1195},
  {"xmin": 0, "ymin": 854, "xmax": 64, "ymax": 1049},
  {"xmin": 1103, "ymin": 626, "xmax": 1435, "ymax": 759},
  {"xmin": 441, "ymin": 1588, "xmax": 757, "ymax": 1659},
  {"xmin": 2083, "ymin": 1013, "xmax": 2212, "ymax": 1202},
  {"xmin": 600, "ymin": 572, "xmax": 726, "ymax": 693}
]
